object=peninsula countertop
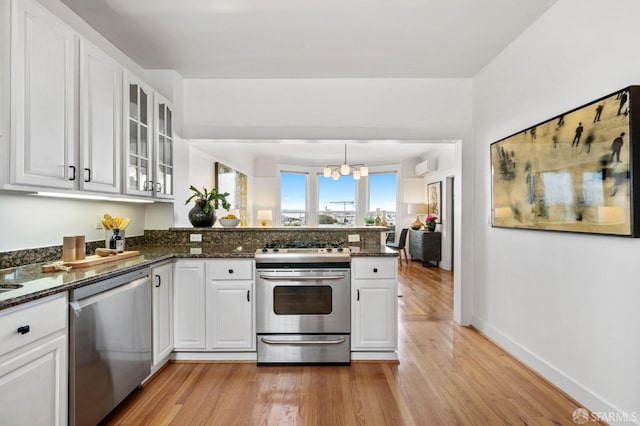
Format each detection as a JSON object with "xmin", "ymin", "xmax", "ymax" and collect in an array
[{"xmin": 0, "ymin": 244, "xmax": 397, "ymax": 310}]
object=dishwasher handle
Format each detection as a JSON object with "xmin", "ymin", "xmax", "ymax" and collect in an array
[
  {"xmin": 70, "ymin": 267, "xmax": 149, "ymax": 301},
  {"xmin": 70, "ymin": 275, "xmax": 150, "ymax": 312}
]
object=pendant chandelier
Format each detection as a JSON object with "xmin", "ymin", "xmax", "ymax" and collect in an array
[{"xmin": 323, "ymin": 144, "xmax": 369, "ymax": 181}]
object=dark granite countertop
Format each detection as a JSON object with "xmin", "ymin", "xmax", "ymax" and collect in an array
[{"xmin": 0, "ymin": 244, "xmax": 396, "ymax": 311}]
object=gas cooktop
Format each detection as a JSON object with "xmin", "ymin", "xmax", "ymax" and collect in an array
[{"xmin": 255, "ymin": 240, "xmax": 350, "ymax": 263}]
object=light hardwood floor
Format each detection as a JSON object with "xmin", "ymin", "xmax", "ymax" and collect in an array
[{"xmin": 105, "ymin": 262, "xmax": 594, "ymax": 425}]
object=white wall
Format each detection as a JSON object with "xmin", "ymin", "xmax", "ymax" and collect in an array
[
  {"xmin": 183, "ymin": 78, "xmax": 472, "ymax": 140},
  {"xmin": 0, "ymin": 192, "xmax": 146, "ymax": 251},
  {"xmin": 472, "ymin": 0, "xmax": 640, "ymax": 422}
]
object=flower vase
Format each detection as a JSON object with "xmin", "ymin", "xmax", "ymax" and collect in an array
[{"xmin": 188, "ymin": 203, "xmax": 216, "ymax": 227}]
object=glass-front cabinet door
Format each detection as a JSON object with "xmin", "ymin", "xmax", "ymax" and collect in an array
[
  {"xmin": 154, "ymin": 93, "xmax": 174, "ymax": 199},
  {"xmin": 123, "ymin": 73, "xmax": 153, "ymax": 196}
]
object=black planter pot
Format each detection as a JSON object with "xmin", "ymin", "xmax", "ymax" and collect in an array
[
  {"xmin": 426, "ymin": 223, "xmax": 436, "ymax": 232},
  {"xmin": 188, "ymin": 203, "xmax": 216, "ymax": 227}
]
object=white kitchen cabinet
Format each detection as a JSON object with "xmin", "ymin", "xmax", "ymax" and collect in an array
[
  {"xmin": 351, "ymin": 257, "xmax": 398, "ymax": 351},
  {"xmin": 123, "ymin": 72, "xmax": 154, "ymax": 196},
  {"xmin": 79, "ymin": 38, "xmax": 122, "ymax": 193},
  {"xmin": 153, "ymin": 93, "xmax": 174, "ymax": 199},
  {"xmin": 0, "ymin": 294, "xmax": 67, "ymax": 426},
  {"xmin": 205, "ymin": 260, "xmax": 255, "ymax": 351},
  {"xmin": 152, "ymin": 262, "xmax": 173, "ymax": 370},
  {"xmin": 10, "ymin": 0, "xmax": 76, "ymax": 189},
  {"xmin": 173, "ymin": 260, "xmax": 206, "ymax": 350}
]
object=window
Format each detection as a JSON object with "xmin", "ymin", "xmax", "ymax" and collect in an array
[
  {"xmin": 368, "ymin": 172, "xmax": 397, "ymax": 227},
  {"xmin": 280, "ymin": 172, "xmax": 307, "ymax": 226},
  {"xmin": 318, "ymin": 175, "xmax": 356, "ymax": 225}
]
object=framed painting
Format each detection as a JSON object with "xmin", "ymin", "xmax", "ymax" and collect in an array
[
  {"xmin": 491, "ymin": 86, "xmax": 640, "ymax": 236},
  {"xmin": 214, "ymin": 162, "xmax": 248, "ymax": 214},
  {"xmin": 427, "ymin": 181, "xmax": 442, "ymax": 223}
]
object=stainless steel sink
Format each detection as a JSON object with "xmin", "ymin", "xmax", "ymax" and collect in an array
[{"xmin": 0, "ymin": 284, "xmax": 23, "ymax": 293}]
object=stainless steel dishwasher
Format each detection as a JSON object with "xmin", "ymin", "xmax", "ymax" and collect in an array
[{"xmin": 69, "ymin": 267, "xmax": 152, "ymax": 426}]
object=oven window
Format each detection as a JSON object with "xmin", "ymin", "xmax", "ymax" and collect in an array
[{"xmin": 273, "ymin": 286, "xmax": 332, "ymax": 315}]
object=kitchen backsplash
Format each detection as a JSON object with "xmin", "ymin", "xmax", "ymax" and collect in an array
[
  {"xmin": 144, "ymin": 227, "xmax": 386, "ymax": 249},
  {"xmin": 1, "ymin": 236, "xmax": 145, "ymax": 269},
  {"xmin": 1, "ymin": 227, "xmax": 387, "ymax": 269}
]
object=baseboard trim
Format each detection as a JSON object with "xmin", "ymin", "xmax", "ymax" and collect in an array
[
  {"xmin": 171, "ymin": 352, "xmax": 257, "ymax": 362},
  {"xmin": 350, "ymin": 351, "xmax": 398, "ymax": 361},
  {"xmin": 471, "ymin": 315, "xmax": 637, "ymax": 426}
]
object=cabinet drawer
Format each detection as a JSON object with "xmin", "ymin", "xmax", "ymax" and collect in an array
[
  {"xmin": 0, "ymin": 294, "xmax": 67, "ymax": 356},
  {"xmin": 206, "ymin": 260, "xmax": 254, "ymax": 281},
  {"xmin": 352, "ymin": 258, "xmax": 396, "ymax": 279}
]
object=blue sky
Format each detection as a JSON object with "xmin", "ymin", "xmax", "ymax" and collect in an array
[{"xmin": 281, "ymin": 172, "xmax": 396, "ymax": 212}]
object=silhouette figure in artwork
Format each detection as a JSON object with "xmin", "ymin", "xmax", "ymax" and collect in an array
[
  {"xmin": 593, "ymin": 104, "xmax": 603, "ymax": 122},
  {"xmin": 557, "ymin": 115, "xmax": 565, "ymax": 127},
  {"xmin": 618, "ymin": 92, "xmax": 628, "ymax": 115},
  {"xmin": 610, "ymin": 132, "xmax": 625, "ymax": 162},
  {"xmin": 582, "ymin": 131, "xmax": 594, "ymax": 154},
  {"xmin": 530, "ymin": 126, "xmax": 537, "ymax": 139},
  {"xmin": 572, "ymin": 122, "xmax": 584, "ymax": 147},
  {"xmin": 552, "ymin": 134, "xmax": 558, "ymax": 148}
]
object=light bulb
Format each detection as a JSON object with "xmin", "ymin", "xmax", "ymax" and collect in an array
[
  {"xmin": 360, "ymin": 166, "xmax": 369, "ymax": 177},
  {"xmin": 340, "ymin": 164, "xmax": 350, "ymax": 175},
  {"xmin": 331, "ymin": 170, "xmax": 340, "ymax": 180},
  {"xmin": 323, "ymin": 167, "xmax": 332, "ymax": 178},
  {"xmin": 353, "ymin": 170, "xmax": 361, "ymax": 180}
]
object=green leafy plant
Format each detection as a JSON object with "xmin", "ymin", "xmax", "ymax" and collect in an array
[
  {"xmin": 364, "ymin": 216, "xmax": 375, "ymax": 225},
  {"xmin": 185, "ymin": 185, "xmax": 231, "ymax": 213},
  {"xmin": 426, "ymin": 214, "xmax": 437, "ymax": 227}
]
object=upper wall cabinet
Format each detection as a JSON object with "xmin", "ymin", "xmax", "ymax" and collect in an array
[
  {"xmin": 79, "ymin": 39, "xmax": 122, "ymax": 194},
  {"xmin": 6, "ymin": 0, "xmax": 177, "ymax": 200},
  {"xmin": 11, "ymin": 0, "xmax": 76, "ymax": 189},
  {"xmin": 123, "ymin": 72, "xmax": 153, "ymax": 197},
  {"xmin": 154, "ymin": 93, "xmax": 174, "ymax": 199}
]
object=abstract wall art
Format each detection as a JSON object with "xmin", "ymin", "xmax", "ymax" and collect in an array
[{"xmin": 491, "ymin": 86, "xmax": 640, "ymax": 236}]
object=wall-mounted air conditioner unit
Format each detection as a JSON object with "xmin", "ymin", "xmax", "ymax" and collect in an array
[{"xmin": 415, "ymin": 159, "xmax": 437, "ymax": 176}]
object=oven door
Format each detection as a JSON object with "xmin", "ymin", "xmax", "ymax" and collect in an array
[{"xmin": 256, "ymin": 269, "xmax": 350, "ymax": 334}]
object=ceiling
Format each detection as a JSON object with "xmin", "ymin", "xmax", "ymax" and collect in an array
[{"xmin": 60, "ymin": 0, "xmax": 556, "ymax": 79}]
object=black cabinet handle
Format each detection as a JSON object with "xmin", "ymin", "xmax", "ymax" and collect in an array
[
  {"xmin": 84, "ymin": 168, "xmax": 91, "ymax": 182},
  {"xmin": 17, "ymin": 325, "xmax": 30, "ymax": 335},
  {"xmin": 155, "ymin": 274, "xmax": 161, "ymax": 288},
  {"xmin": 228, "ymin": 269, "xmax": 234, "ymax": 274},
  {"xmin": 69, "ymin": 165, "xmax": 76, "ymax": 181},
  {"xmin": 247, "ymin": 290, "xmax": 250, "ymax": 302},
  {"xmin": 156, "ymin": 182, "xmax": 163, "ymax": 192},
  {"xmin": 373, "ymin": 268, "xmax": 378, "ymax": 273},
  {"xmin": 357, "ymin": 289, "xmax": 360, "ymax": 301}
]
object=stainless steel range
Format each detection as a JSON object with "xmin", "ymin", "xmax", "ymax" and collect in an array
[{"xmin": 255, "ymin": 241, "xmax": 351, "ymax": 365}]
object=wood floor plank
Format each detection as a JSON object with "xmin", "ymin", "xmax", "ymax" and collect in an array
[{"xmin": 104, "ymin": 262, "xmax": 601, "ymax": 426}]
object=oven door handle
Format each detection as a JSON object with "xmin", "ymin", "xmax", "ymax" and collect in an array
[
  {"xmin": 259, "ymin": 274, "xmax": 345, "ymax": 281},
  {"xmin": 260, "ymin": 337, "xmax": 346, "ymax": 345}
]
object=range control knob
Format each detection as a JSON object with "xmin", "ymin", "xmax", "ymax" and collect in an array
[
  {"xmin": 337, "ymin": 247, "xmax": 344, "ymax": 252},
  {"xmin": 327, "ymin": 247, "xmax": 333, "ymax": 252},
  {"xmin": 261, "ymin": 247, "xmax": 268, "ymax": 252},
  {"xmin": 273, "ymin": 248, "xmax": 279, "ymax": 252}
]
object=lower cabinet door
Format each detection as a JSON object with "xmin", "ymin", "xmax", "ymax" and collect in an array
[
  {"xmin": 352, "ymin": 281, "xmax": 397, "ymax": 350},
  {"xmin": 173, "ymin": 261, "xmax": 206, "ymax": 350},
  {"xmin": 152, "ymin": 263, "xmax": 174, "ymax": 367},
  {"xmin": 207, "ymin": 282, "xmax": 254, "ymax": 350},
  {"xmin": 0, "ymin": 333, "xmax": 67, "ymax": 426}
]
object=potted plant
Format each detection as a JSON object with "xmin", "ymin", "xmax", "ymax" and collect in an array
[
  {"xmin": 185, "ymin": 185, "xmax": 230, "ymax": 227},
  {"xmin": 425, "ymin": 214, "xmax": 437, "ymax": 232},
  {"xmin": 364, "ymin": 216, "xmax": 375, "ymax": 226}
]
